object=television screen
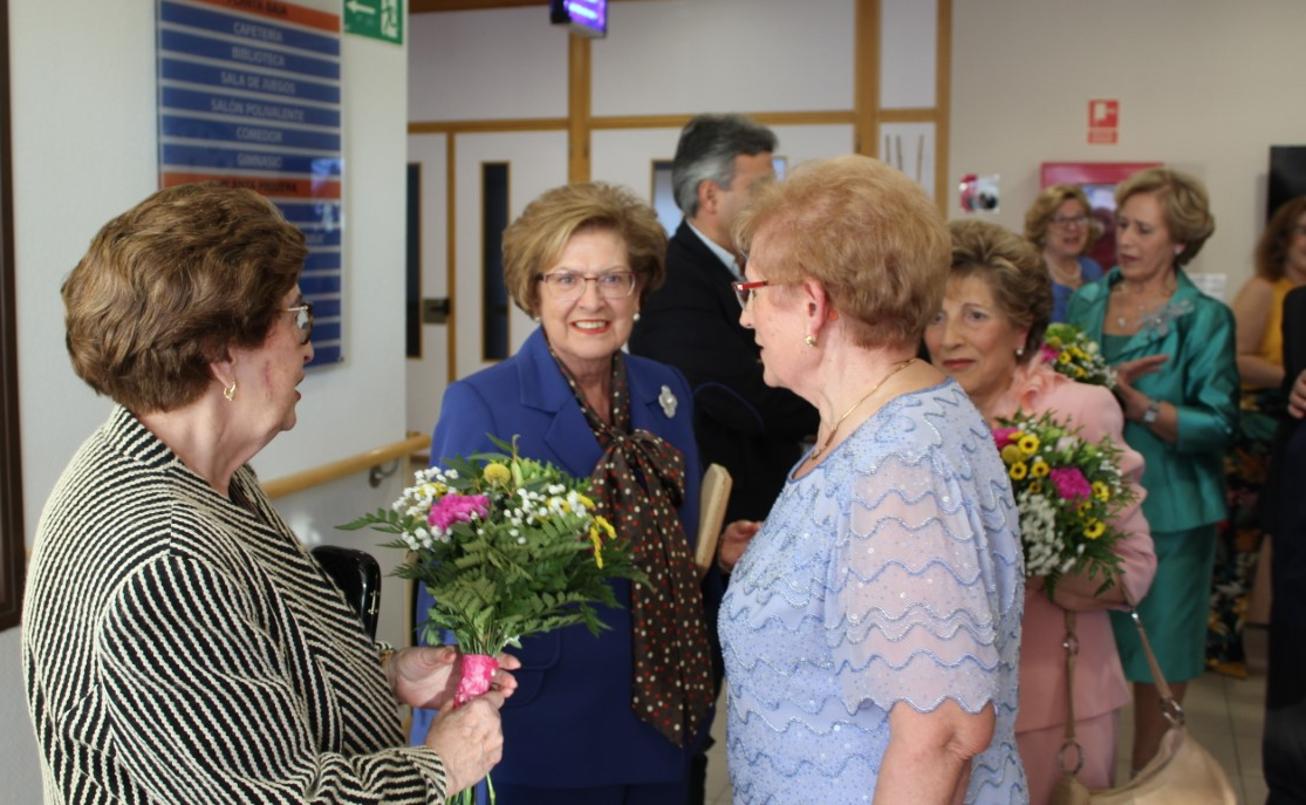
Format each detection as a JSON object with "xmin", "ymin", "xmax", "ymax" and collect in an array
[{"xmin": 550, "ymin": 0, "xmax": 607, "ymax": 38}]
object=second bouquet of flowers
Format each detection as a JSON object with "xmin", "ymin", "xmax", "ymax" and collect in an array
[
  {"xmin": 994, "ymin": 411, "xmax": 1137, "ymax": 598},
  {"xmin": 1040, "ymin": 322, "xmax": 1116, "ymax": 388}
]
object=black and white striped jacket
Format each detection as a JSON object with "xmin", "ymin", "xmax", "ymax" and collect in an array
[{"xmin": 22, "ymin": 406, "xmax": 448, "ymax": 803}]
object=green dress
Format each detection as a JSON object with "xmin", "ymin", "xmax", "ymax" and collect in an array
[{"xmin": 1070, "ymin": 270, "xmax": 1239, "ymax": 683}]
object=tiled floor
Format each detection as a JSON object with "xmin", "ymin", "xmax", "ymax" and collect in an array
[{"xmin": 702, "ymin": 626, "xmax": 1270, "ymax": 804}]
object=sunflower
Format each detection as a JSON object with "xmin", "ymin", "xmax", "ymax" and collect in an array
[
  {"xmin": 1018, "ymin": 434, "xmax": 1040, "ymax": 456},
  {"xmin": 1009, "ymin": 461, "xmax": 1029, "ymax": 481},
  {"xmin": 1084, "ymin": 520, "xmax": 1106, "ymax": 539}
]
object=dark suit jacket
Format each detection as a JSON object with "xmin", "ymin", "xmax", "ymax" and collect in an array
[
  {"xmin": 411, "ymin": 328, "xmax": 713, "ymax": 788},
  {"xmin": 1266, "ymin": 285, "xmax": 1306, "ymax": 801},
  {"xmin": 630, "ymin": 220, "xmax": 818, "ymax": 524}
]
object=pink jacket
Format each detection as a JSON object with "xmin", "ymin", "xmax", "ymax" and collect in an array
[{"xmin": 993, "ymin": 359, "xmax": 1157, "ymax": 733}]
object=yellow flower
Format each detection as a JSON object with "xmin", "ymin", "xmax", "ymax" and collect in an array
[
  {"xmin": 1058, "ymin": 352, "xmax": 1072, "ymax": 365},
  {"xmin": 1018, "ymin": 434, "xmax": 1040, "ymax": 456},
  {"xmin": 1092, "ymin": 481, "xmax": 1111, "ymax": 502},
  {"xmin": 588, "ymin": 526, "xmax": 605, "ymax": 568},
  {"xmin": 483, "ymin": 462, "xmax": 512, "ymax": 485},
  {"xmin": 1084, "ymin": 520, "xmax": 1106, "ymax": 539},
  {"xmin": 1028, "ymin": 480, "xmax": 1044, "ymax": 494},
  {"xmin": 594, "ymin": 515, "xmax": 617, "ymax": 540},
  {"xmin": 1000, "ymin": 444, "xmax": 1024, "ymax": 464},
  {"xmin": 577, "ymin": 493, "xmax": 596, "ymax": 511},
  {"xmin": 1030, "ymin": 459, "xmax": 1050, "ymax": 479},
  {"xmin": 421, "ymin": 482, "xmax": 448, "ymax": 498},
  {"xmin": 1073, "ymin": 366, "xmax": 1086, "ymax": 378},
  {"xmin": 1009, "ymin": 461, "xmax": 1029, "ymax": 481}
]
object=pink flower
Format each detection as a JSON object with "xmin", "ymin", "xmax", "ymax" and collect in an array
[
  {"xmin": 1050, "ymin": 467, "xmax": 1092, "ymax": 501},
  {"xmin": 992, "ymin": 427, "xmax": 1020, "ymax": 449},
  {"xmin": 428, "ymin": 493, "xmax": 490, "ymax": 531},
  {"xmin": 1040, "ymin": 345, "xmax": 1060, "ymax": 364}
]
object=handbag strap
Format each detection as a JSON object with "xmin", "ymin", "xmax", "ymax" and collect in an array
[
  {"xmin": 1058, "ymin": 601, "xmax": 1186, "ymax": 778},
  {"xmin": 1127, "ymin": 608, "xmax": 1185, "ymax": 726},
  {"xmin": 1059, "ymin": 609, "xmax": 1085, "ymax": 775}
]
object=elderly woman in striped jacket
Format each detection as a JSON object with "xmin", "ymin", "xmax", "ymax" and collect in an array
[{"xmin": 22, "ymin": 183, "xmax": 517, "ymax": 803}]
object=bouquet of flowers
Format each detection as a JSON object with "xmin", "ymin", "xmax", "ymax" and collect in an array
[
  {"xmin": 1040, "ymin": 322, "xmax": 1116, "ymax": 388},
  {"xmin": 340, "ymin": 436, "xmax": 645, "ymax": 802},
  {"xmin": 993, "ymin": 412, "xmax": 1136, "ymax": 598}
]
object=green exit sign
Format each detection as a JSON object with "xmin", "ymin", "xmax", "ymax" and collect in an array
[{"xmin": 344, "ymin": 0, "xmax": 403, "ymax": 44}]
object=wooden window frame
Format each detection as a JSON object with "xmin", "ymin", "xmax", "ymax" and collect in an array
[{"xmin": 0, "ymin": 0, "xmax": 26, "ymax": 630}]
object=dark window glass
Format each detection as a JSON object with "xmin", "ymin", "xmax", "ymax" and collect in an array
[
  {"xmin": 482, "ymin": 163, "xmax": 509, "ymax": 361},
  {"xmin": 405, "ymin": 162, "xmax": 421, "ymax": 358}
]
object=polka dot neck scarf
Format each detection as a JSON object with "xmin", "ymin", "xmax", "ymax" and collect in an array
[{"xmin": 552, "ymin": 348, "xmax": 714, "ymax": 749}]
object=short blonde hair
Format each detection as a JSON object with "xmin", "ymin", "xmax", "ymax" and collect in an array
[
  {"xmin": 502, "ymin": 182, "xmax": 667, "ymax": 317},
  {"xmin": 1023, "ymin": 184, "xmax": 1101, "ymax": 252},
  {"xmin": 949, "ymin": 219, "xmax": 1052, "ymax": 362},
  {"xmin": 63, "ymin": 183, "xmax": 306, "ymax": 413},
  {"xmin": 733, "ymin": 155, "xmax": 949, "ymax": 349},
  {"xmin": 1115, "ymin": 168, "xmax": 1215, "ymax": 267}
]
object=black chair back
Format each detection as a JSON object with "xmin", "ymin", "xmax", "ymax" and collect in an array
[{"xmin": 311, "ymin": 545, "xmax": 382, "ymax": 640}]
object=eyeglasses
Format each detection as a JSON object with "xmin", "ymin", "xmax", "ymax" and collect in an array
[
  {"xmin": 538, "ymin": 270, "xmax": 637, "ymax": 301},
  {"xmin": 286, "ymin": 302, "xmax": 314, "ymax": 345},
  {"xmin": 1051, "ymin": 213, "xmax": 1088, "ymax": 228},
  {"xmin": 732, "ymin": 279, "xmax": 772, "ymax": 309}
]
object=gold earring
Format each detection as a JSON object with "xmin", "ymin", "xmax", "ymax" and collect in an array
[
  {"xmin": 804, "ymin": 334, "xmax": 817, "ymax": 347},
  {"xmin": 224, "ymin": 380, "xmax": 237, "ymax": 402}
]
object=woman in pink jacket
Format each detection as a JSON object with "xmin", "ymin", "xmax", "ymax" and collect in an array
[{"xmin": 926, "ymin": 219, "xmax": 1157, "ymax": 803}]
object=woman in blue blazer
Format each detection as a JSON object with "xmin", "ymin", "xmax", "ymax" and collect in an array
[
  {"xmin": 411, "ymin": 182, "xmax": 722, "ymax": 805},
  {"xmin": 1067, "ymin": 167, "xmax": 1238, "ymax": 775}
]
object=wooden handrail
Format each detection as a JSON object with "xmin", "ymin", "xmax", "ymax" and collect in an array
[{"xmin": 262, "ymin": 434, "xmax": 431, "ymax": 500}]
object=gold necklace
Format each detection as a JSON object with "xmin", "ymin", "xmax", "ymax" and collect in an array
[{"xmin": 810, "ymin": 358, "xmax": 916, "ymax": 460}]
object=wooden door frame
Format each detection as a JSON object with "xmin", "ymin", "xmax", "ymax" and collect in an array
[{"xmin": 0, "ymin": 0, "xmax": 26, "ymax": 630}]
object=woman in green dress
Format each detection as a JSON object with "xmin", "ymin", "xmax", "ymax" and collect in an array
[{"xmin": 1067, "ymin": 167, "xmax": 1239, "ymax": 775}]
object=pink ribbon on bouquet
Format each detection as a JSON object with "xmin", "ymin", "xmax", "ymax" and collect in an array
[{"xmin": 453, "ymin": 653, "xmax": 500, "ymax": 707}]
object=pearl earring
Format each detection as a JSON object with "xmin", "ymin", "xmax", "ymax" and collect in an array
[{"xmin": 804, "ymin": 334, "xmax": 817, "ymax": 347}]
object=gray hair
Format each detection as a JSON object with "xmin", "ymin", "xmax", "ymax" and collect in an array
[{"xmin": 671, "ymin": 114, "xmax": 777, "ymax": 219}]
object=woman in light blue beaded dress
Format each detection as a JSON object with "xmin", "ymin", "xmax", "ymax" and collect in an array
[{"xmin": 720, "ymin": 155, "xmax": 1027, "ymax": 804}]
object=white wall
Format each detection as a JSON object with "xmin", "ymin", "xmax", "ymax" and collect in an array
[
  {"xmin": 592, "ymin": 0, "xmax": 856, "ymax": 116},
  {"xmin": 7, "ymin": 1, "xmax": 411, "ymax": 799},
  {"xmin": 949, "ymin": 0, "xmax": 1306, "ymax": 292},
  {"xmin": 409, "ymin": 7, "xmax": 568, "ymax": 121}
]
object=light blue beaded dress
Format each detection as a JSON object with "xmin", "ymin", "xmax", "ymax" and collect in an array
[{"xmin": 719, "ymin": 381, "xmax": 1027, "ymax": 804}]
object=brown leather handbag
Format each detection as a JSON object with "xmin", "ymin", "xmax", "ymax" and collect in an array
[{"xmin": 1049, "ymin": 609, "xmax": 1238, "ymax": 805}]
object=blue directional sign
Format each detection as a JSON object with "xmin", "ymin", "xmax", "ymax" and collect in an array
[{"xmin": 157, "ymin": 0, "xmax": 344, "ymax": 368}]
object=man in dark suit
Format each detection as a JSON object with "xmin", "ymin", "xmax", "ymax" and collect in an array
[
  {"xmin": 629, "ymin": 113, "xmax": 818, "ymax": 805},
  {"xmin": 632, "ymin": 114, "xmax": 817, "ymax": 534},
  {"xmin": 1265, "ymin": 285, "xmax": 1306, "ymax": 805}
]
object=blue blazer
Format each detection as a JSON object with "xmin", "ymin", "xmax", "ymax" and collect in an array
[
  {"xmin": 1067, "ymin": 267, "xmax": 1238, "ymax": 532},
  {"xmin": 411, "ymin": 327, "xmax": 713, "ymax": 788}
]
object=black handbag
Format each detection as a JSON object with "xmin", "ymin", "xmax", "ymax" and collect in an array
[{"xmin": 311, "ymin": 545, "xmax": 382, "ymax": 639}]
